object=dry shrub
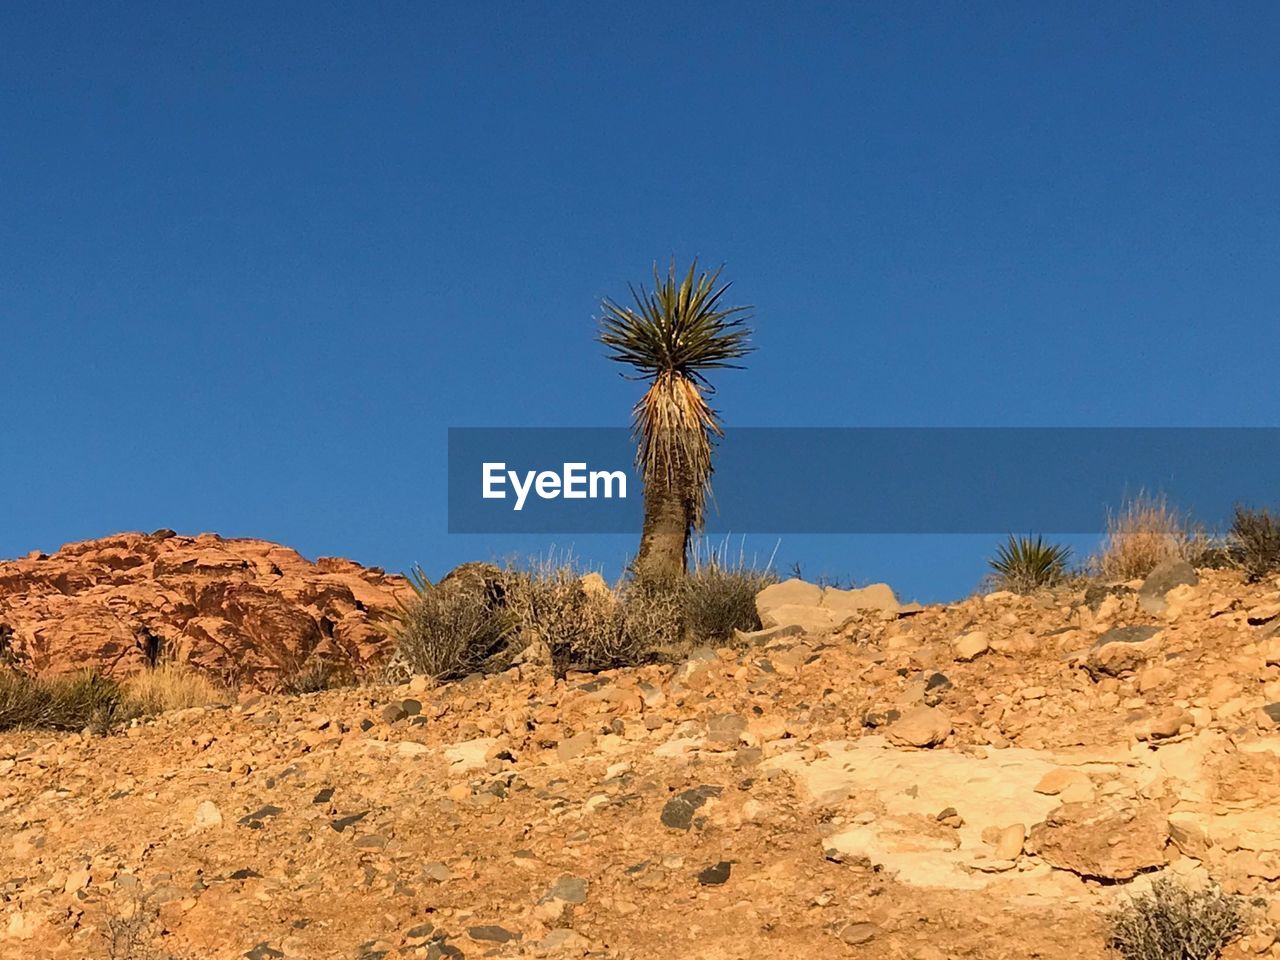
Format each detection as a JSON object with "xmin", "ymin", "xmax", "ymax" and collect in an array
[
  {"xmin": 505, "ymin": 555, "xmax": 686, "ymax": 675},
  {"xmin": 681, "ymin": 539, "xmax": 778, "ymax": 642},
  {"xmin": 1108, "ymin": 878, "xmax": 1247, "ymax": 960},
  {"xmin": 388, "ymin": 575, "xmax": 517, "ymax": 681},
  {"xmin": 122, "ymin": 661, "xmax": 229, "ymax": 714},
  {"xmin": 1094, "ymin": 493, "xmax": 1202, "ymax": 581},
  {"xmin": 507, "ymin": 560, "xmax": 636, "ymax": 674},
  {"xmin": 278, "ymin": 659, "xmax": 355, "ymax": 695},
  {"xmin": 107, "ymin": 890, "xmax": 169, "ymax": 960},
  {"xmin": 1230, "ymin": 505, "xmax": 1280, "ymax": 580}
]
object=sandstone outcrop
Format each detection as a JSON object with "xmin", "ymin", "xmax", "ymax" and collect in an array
[{"xmin": 0, "ymin": 531, "xmax": 409, "ymax": 687}]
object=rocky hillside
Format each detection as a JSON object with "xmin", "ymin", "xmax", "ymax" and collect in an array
[
  {"xmin": 3, "ymin": 562, "xmax": 1280, "ymax": 959},
  {"xmin": 0, "ymin": 532, "xmax": 409, "ymax": 687}
]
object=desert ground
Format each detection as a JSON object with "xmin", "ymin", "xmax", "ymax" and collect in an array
[{"xmin": 3, "ymin": 532, "xmax": 1280, "ymax": 959}]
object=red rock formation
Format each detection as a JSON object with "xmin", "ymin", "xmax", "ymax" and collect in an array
[{"xmin": 0, "ymin": 530, "xmax": 410, "ymax": 687}]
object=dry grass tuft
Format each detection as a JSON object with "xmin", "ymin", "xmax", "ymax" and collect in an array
[
  {"xmin": 122, "ymin": 661, "xmax": 229, "ymax": 714},
  {"xmin": 1093, "ymin": 492, "xmax": 1203, "ymax": 581},
  {"xmin": 0, "ymin": 669, "xmax": 126, "ymax": 732}
]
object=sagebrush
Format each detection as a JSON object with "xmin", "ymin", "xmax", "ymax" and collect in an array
[
  {"xmin": 1230, "ymin": 505, "xmax": 1280, "ymax": 580},
  {"xmin": 1107, "ymin": 879, "xmax": 1247, "ymax": 960}
]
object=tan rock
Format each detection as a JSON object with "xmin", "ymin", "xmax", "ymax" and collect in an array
[
  {"xmin": 822, "ymin": 583, "xmax": 899, "ymax": 615},
  {"xmin": 1026, "ymin": 801, "xmax": 1169, "ymax": 880},
  {"xmin": 993, "ymin": 823, "xmax": 1025, "ymax": 861},
  {"xmin": 885, "ymin": 707, "xmax": 952, "ymax": 748},
  {"xmin": 193, "ymin": 800, "xmax": 223, "ymax": 829},
  {"xmin": 953, "ymin": 631, "xmax": 990, "ymax": 662}
]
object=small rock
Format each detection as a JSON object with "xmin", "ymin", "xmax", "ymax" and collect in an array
[
  {"xmin": 953, "ymin": 631, "xmax": 990, "ymax": 662},
  {"xmin": 330, "ymin": 811, "xmax": 369, "ymax": 833},
  {"xmin": 238, "ymin": 804, "xmax": 284, "ymax": 828},
  {"xmin": 732, "ymin": 624, "xmax": 806, "ymax": 645},
  {"xmin": 885, "ymin": 706, "xmax": 952, "ymax": 748},
  {"xmin": 194, "ymin": 800, "xmax": 223, "ymax": 829},
  {"xmin": 422, "ymin": 862, "xmax": 451, "ymax": 883},
  {"xmin": 1087, "ymin": 626, "xmax": 1164, "ymax": 677},
  {"xmin": 696, "ymin": 861, "xmax": 732, "ymax": 885},
  {"xmin": 467, "ymin": 925, "xmax": 521, "ymax": 943},
  {"xmin": 538, "ymin": 928, "xmax": 590, "ymax": 953},
  {"xmin": 556, "ymin": 731, "xmax": 596, "ymax": 763},
  {"xmin": 660, "ymin": 785, "xmax": 721, "ymax": 830},
  {"xmin": 245, "ymin": 945, "xmax": 285, "ymax": 960},
  {"xmin": 381, "ymin": 703, "xmax": 408, "ymax": 724},
  {"xmin": 923, "ymin": 673, "xmax": 952, "ymax": 706},
  {"xmin": 1138, "ymin": 560, "xmax": 1198, "ymax": 614},
  {"xmin": 993, "ymin": 823, "xmax": 1025, "ymax": 861},
  {"xmin": 543, "ymin": 875, "xmax": 588, "ymax": 904},
  {"xmin": 835, "ymin": 921, "xmax": 877, "ymax": 945}
]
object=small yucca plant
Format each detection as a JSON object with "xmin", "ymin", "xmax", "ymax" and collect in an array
[{"xmin": 988, "ymin": 534, "xmax": 1071, "ymax": 593}]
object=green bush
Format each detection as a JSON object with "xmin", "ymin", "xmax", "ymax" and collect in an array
[
  {"xmin": 0, "ymin": 669, "xmax": 128, "ymax": 732},
  {"xmin": 1230, "ymin": 505, "xmax": 1280, "ymax": 580},
  {"xmin": 1107, "ymin": 879, "xmax": 1247, "ymax": 960},
  {"xmin": 988, "ymin": 533, "xmax": 1071, "ymax": 593}
]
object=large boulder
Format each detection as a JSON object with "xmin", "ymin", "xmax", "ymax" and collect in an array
[
  {"xmin": 1026, "ymin": 800, "xmax": 1169, "ymax": 880},
  {"xmin": 755, "ymin": 578, "xmax": 900, "ymax": 634},
  {"xmin": 0, "ymin": 531, "xmax": 410, "ymax": 688},
  {"xmin": 1086, "ymin": 625, "xmax": 1164, "ymax": 677},
  {"xmin": 1138, "ymin": 559, "xmax": 1199, "ymax": 614}
]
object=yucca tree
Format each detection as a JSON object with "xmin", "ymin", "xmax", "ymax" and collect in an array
[{"xmin": 598, "ymin": 260, "xmax": 753, "ymax": 582}]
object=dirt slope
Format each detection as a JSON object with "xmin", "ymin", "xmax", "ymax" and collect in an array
[{"xmin": 3, "ymin": 568, "xmax": 1280, "ymax": 959}]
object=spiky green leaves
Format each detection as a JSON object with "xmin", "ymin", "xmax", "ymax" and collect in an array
[
  {"xmin": 598, "ymin": 260, "xmax": 753, "ymax": 384},
  {"xmin": 988, "ymin": 534, "xmax": 1072, "ymax": 593},
  {"xmin": 597, "ymin": 261, "xmax": 754, "ymax": 536}
]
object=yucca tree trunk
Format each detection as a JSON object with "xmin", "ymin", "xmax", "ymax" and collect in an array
[{"xmin": 634, "ymin": 474, "xmax": 690, "ymax": 582}]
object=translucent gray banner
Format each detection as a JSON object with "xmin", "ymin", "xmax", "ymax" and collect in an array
[{"xmin": 448, "ymin": 427, "xmax": 1280, "ymax": 533}]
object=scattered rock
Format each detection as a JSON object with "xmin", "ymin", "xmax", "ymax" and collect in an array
[
  {"xmin": 696, "ymin": 861, "xmax": 732, "ymax": 885},
  {"xmin": 1138, "ymin": 560, "xmax": 1199, "ymax": 614},
  {"xmin": 543, "ymin": 875, "xmax": 588, "ymax": 904},
  {"xmin": 1087, "ymin": 626, "xmax": 1164, "ymax": 677},
  {"xmin": 660, "ymin": 786, "xmax": 722, "ymax": 830},
  {"xmin": 194, "ymin": 800, "xmax": 223, "ymax": 829},
  {"xmin": 885, "ymin": 706, "xmax": 952, "ymax": 748},
  {"xmin": 468, "ymin": 925, "xmax": 521, "ymax": 943},
  {"xmin": 1026, "ymin": 801, "xmax": 1169, "ymax": 880},
  {"xmin": 835, "ymin": 921, "xmax": 877, "ymax": 945},
  {"xmin": 953, "ymin": 631, "xmax": 990, "ymax": 662}
]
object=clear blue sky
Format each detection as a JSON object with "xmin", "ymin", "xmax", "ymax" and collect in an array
[{"xmin": 3, "ymin": 3, "xmax": 1278, "ymax": 601}]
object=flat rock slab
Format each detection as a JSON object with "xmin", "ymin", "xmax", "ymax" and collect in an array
[{"xmin": 765, "ymin": 737, "xmax": 1133, "ymax": 890}]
